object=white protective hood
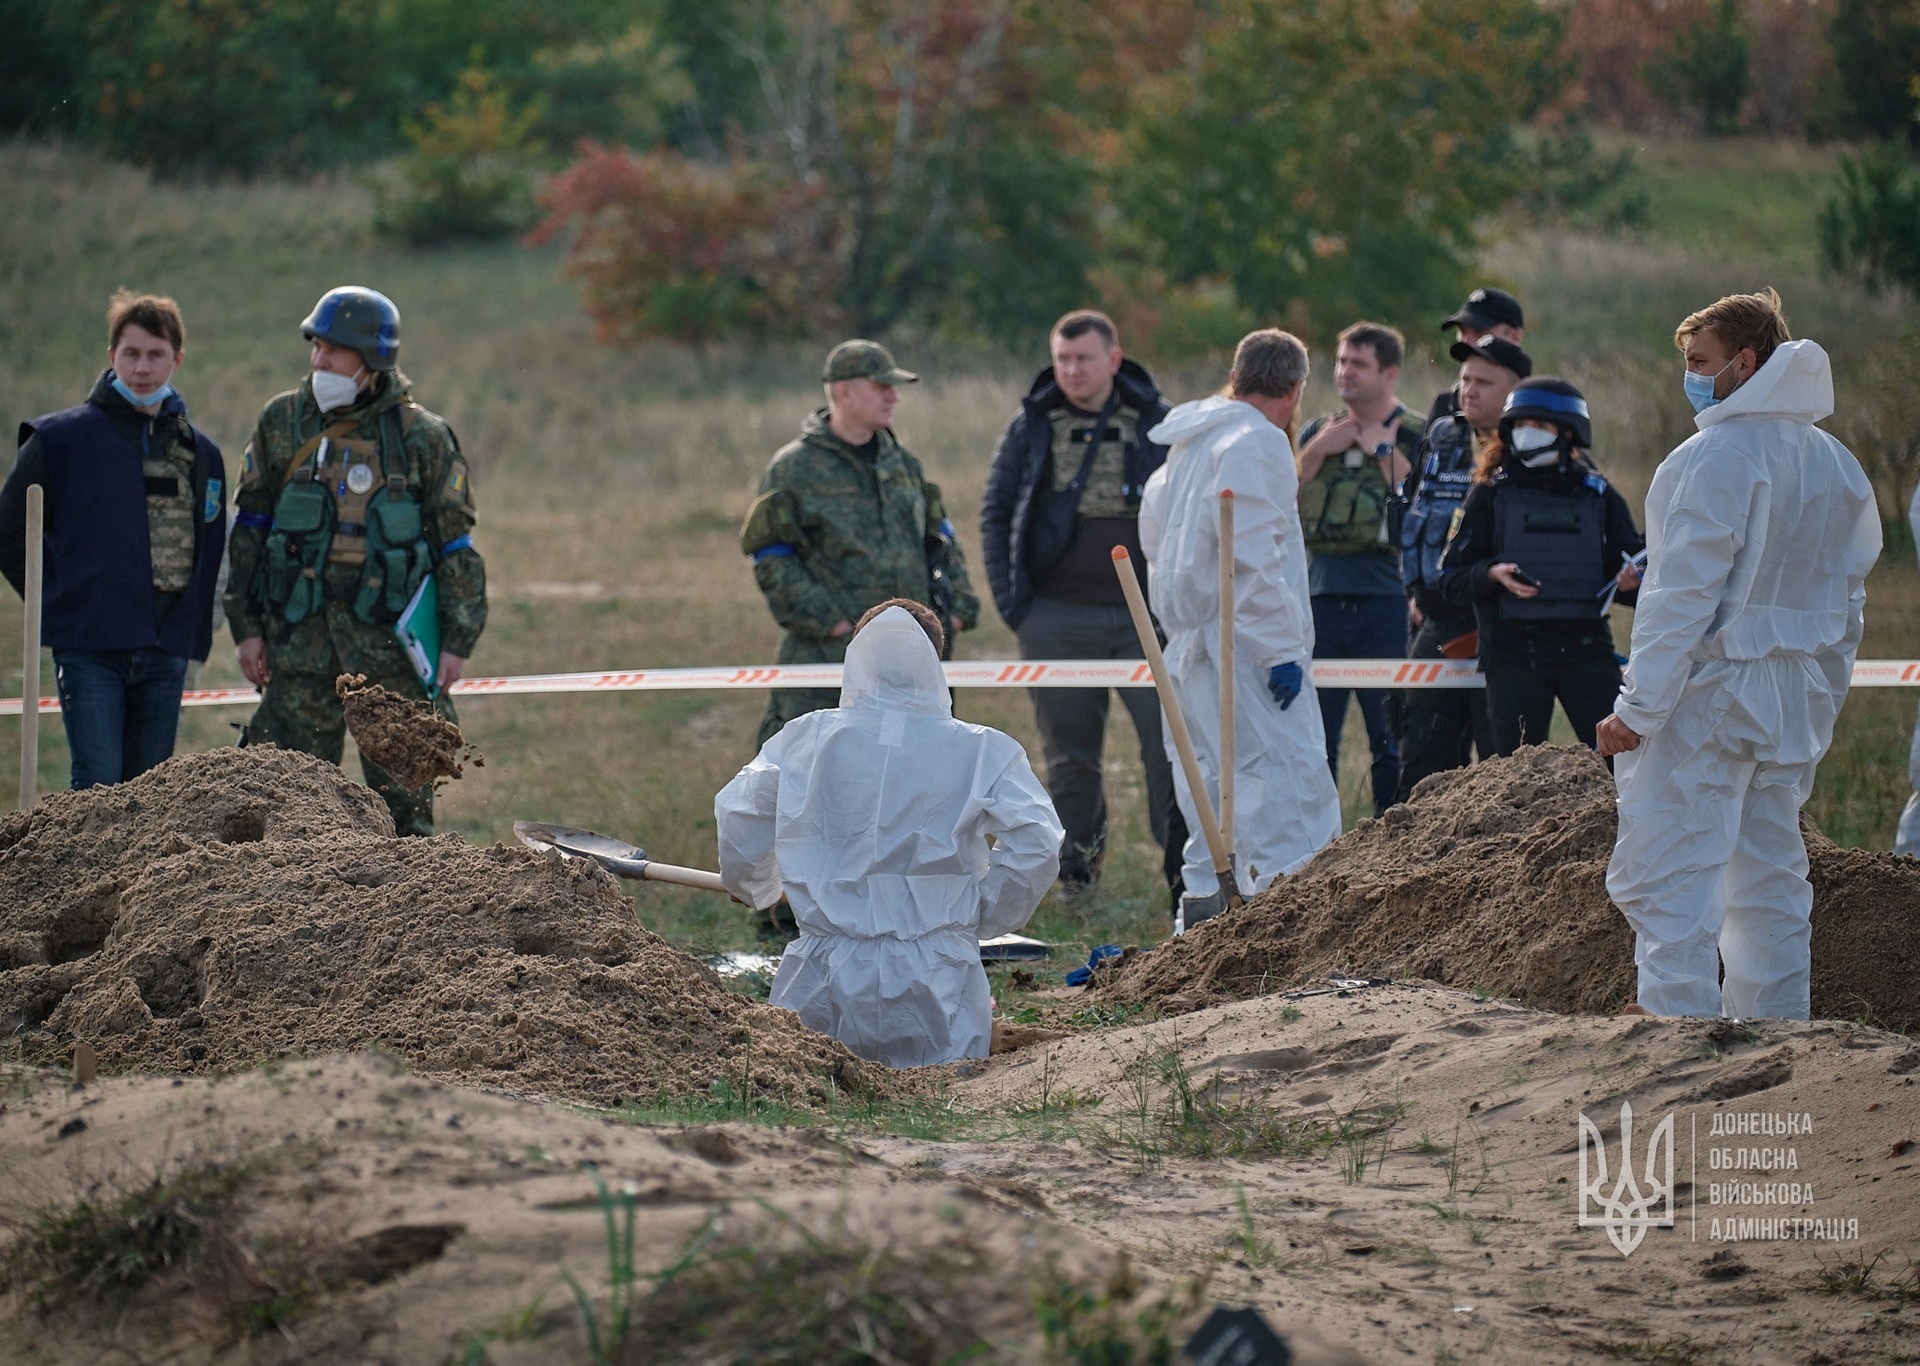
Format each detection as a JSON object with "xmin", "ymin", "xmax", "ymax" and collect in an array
[
  {"xmin": 1607, "ymin": 339, "xmax": 1881, "ymax": 1020},
  {"xmin": 715, "ymin": 607, "xmax": 1062, "ymax": 1067},
  {"xmin": 1138, "ymin": 397, "xmax": 1340, "ymax": 896},
  {"xmin": 1614, "ymin": 338, "xmax": 1881, "ymax": 740}
]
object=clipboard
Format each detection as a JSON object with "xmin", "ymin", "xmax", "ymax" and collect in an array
[{"xmin": 396, "ymin": 573, "xmax": 441, "ymax": 698}]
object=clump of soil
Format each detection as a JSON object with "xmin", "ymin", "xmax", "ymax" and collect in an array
[
  {"xmin": 1103, "ymin": 745, "xmax": 1920, "ymax": 1028},
  {"xmin": 0, "ymin": 749, "xmax": 876, "ymax": 1106},
  {"xmin": 335, "ymin": 674, "xmax": 473, "ymax": 790}
]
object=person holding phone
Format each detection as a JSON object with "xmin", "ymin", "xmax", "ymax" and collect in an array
[{"xmin": 1435, "ymin": 378, "xmax": 1644, "ymax": 755}]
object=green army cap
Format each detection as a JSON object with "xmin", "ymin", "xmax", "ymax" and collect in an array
[{"xmin": 822, "ymin": 339, "xmax": 918, "ymax": 386}]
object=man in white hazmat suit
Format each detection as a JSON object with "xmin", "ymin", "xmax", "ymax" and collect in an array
[
  {"xmin": 1598, "ymin": 290, "xmax": 1880, "ymax": 1019},
  {"xmin": 715, "ymin": 600, "xmax": 1062, "ymax": 1067},
  {"xmin": 1141, "ymin": 329, "xmax": 1343, "ymax": 922}
]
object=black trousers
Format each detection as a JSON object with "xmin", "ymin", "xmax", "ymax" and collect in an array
[
  {"xmin": 1395, "ymin": 616, "xmax": 1495, "ymax": 802},
  {"xmin": 1014, "ymin": 596, "xmax": 1183, "ymax": 890},
  {"xmin": 1484, "ymin": 648, "xmax": 1623, "ymax": 755}
]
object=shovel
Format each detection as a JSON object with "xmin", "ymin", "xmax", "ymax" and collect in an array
[
  {"xmin": 513, "ymin": 820, "xmax": 732, "ymax": 894},
  {"xmin": 512, "ymin": 821, "xmax": 1053, "ymax": 960}
]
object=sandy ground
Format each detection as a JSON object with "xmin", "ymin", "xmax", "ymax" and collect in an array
[
  {"xmin": 921, "ymin": 982, "xmax": 1920, "ymax": 1364},
  {"xmin": 0, "ymin": 1055, "xmax": 1118, "ymax": 1364},
  {"xmin": 4, "ymin": 985, "xmax": 1914, "ymax": 1363}
]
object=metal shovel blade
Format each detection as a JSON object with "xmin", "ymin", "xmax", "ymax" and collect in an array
[{"xmin": 513, "ymin": 820, "xmax": 651, "ymax": 878}]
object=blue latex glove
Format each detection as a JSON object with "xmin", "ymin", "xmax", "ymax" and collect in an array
[{"xmin": 1267, "ymin": 661, "xmax": 1304, "ymax": 710}]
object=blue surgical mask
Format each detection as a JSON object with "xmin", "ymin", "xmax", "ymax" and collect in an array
[
  {"xmin": 1683, "ymin": 358, "xmax": 1737, "ymax": 414},
  {"xmin": 111, "ymin": 374, "xmax": 174, "ymax": 408}
]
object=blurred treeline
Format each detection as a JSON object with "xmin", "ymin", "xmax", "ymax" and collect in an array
[{"xmin": 3, "ymin": 0, "xmax": 1915, "ymax": 350}]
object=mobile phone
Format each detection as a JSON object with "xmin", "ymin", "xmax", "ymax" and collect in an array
[{"xmin": 1510, "ymin": 568, "xmax": 1541, "ymax": 588}]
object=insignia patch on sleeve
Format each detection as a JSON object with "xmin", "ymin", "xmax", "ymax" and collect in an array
[{"xmin": 203, "ymin": 479, "xmax": 222, "ymax": 523}]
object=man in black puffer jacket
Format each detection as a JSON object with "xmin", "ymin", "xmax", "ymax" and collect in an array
[{"xmin": 980, "ymin": 310, "xmax": 1184, "ymax": 904}]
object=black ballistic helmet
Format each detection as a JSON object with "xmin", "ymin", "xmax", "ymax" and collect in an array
[
  {"xmin": 1500, "ymin": 376, "xmax": 1592, "ymax": 450},
  {"xmin": 301, "ymin": 286, "xmax": 401, "ymax": 371}
]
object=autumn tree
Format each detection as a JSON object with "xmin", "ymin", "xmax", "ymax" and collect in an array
[{"xmin": 1113, "ymin": 0, "xmax": 1564, "ymax": 342}]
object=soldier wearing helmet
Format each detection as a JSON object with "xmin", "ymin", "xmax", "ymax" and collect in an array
[
  {"xmin": 224, "ymin": 286, "xmax": 487, "ymax": 835},
  {"xmin": 1434, "ymin": 377, "xmax": 1644, "ymax": 757}
]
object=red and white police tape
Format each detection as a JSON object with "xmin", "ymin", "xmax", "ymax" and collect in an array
[{"xmin": 6, "ymin": 657, "xmax": 1920, "ymax": 715}]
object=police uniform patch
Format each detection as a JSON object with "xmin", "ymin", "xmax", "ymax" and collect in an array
[
  {"xmin": 1448, "ymin": 506, "xmax": 1466, "ymax": 540},
  {"xmin": 203, "ymin": 478, "xmax": 222, "ymax": 523}
]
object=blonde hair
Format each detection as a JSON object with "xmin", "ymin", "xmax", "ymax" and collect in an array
[{"xmin": 1674, "ymin": 288, "xmax": 1790, "ymax": 368}]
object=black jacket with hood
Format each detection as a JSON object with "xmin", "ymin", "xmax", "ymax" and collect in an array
[{"xmin": 979, "ymin": 358, "xmax": 1170, "ymax": 629}]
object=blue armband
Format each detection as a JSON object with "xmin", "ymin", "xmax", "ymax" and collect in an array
[
  {"xmin": 234, "ymin": 511, "xmax": 273, "ymax": 530},
  {"xmin": 752, "ymin": 543, "xmax": 798, "ymax": 562},
  {"xmin": 441, "ymin": 533, "xmax": 474, "ymax": 556},
  {"xmin": 939, "ymin": 518, "xmax": 955, "ymax": 538}
]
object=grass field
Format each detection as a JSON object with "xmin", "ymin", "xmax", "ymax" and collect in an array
[{"xmin": 1, "ymin": 134, "xmax": 1915, "ymax": 967}]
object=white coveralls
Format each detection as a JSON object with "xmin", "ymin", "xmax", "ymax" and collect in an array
[
  {"xmin": 1141, "ymin": 396, "xmax": 1343, "ymax": 900},
  {"xmin": 715, "ymin": 607, "xmax": 1062, "ymax": 1067},
  {"xmin": 1606, "ymin": 340, "xmax": 1880, "ymax": 1019},
  {"xmin": 1896, "ymin": 479, "xmax": 1920, "ymax": 856}
]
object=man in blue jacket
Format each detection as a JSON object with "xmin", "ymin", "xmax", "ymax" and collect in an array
[
  {"xmin": 980, "ymin": 310, "xmax": 1184, "ymax": 904},
  {"xmin": 0, "ymin": 291, "xmax": 226, "ymax": 789}
]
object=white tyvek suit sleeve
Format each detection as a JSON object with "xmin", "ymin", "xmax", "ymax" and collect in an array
[
  {"xmin": 975, "ymin": 748, "xmax": 1064, "ymax": 939},
  {"xmin": 1139, "ymin": 463, "xmax": 1169, "ymax": 564},
  {"xmin": 1820, "ymin": 497, "xmax": 1874, "ymax": 698},
  {"xmin": 716, "ymin": 749, "xmax": 785, "ymax": 910},
  {"xmin": 1219, "ymin": 429, "xmax": 1311, "ymax": 670},
  {"xmin": 1613, "ymin": 453, "xmax": 1746, "ymax": 736}
]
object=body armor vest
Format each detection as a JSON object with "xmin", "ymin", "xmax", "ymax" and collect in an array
[
  {"xmin": 1400, "ymin": 415, "xmax": 1476, "ymax": 591},
  {"xmin": 259, "ymin": 406, "xmax": 432, "ymax": 628},
  {"xmin": 1492, "ymin": 473, "xmax": 1610, "ymax": 621}
]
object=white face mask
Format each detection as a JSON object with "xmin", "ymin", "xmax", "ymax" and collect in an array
[
  {"xmin": 1510, "ymin": 425, "xmax": 1563, "ymax": 466},
  {"xmin": 311, "ymin": 366, "xmax": 366, "ymax": 413}
]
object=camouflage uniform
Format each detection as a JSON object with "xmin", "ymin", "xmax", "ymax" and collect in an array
[
  {"xmin": 741, "ymin": 409, "xmax": 979, "ymax": 745},
  {"xmin": 225, "ymin": 371, "xmax": 486, "ymax": 834}
]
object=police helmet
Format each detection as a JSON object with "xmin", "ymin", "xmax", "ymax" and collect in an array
[
  {"xmin": 1499, "ymin": 376, "xmax": 1591, "ymax": 450},
  {"xmin": 301, "ymin": 286, "xmax": 401, "ymax": 371}
]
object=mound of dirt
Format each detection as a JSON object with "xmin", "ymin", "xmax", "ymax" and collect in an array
[
  {"xmin": 1103, "ymin": 745, "xmax": 1920, "ymax": 1028},
  {"xmin": 336, "ymin": 674, "xmax": 473, "ymax": 790},
  {"xmin": 0, "ymin": 749, "xmax": 875, "ymax": 1106}
]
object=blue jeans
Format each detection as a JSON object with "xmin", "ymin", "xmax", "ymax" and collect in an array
[
  {"xmin": 52, "ymin": 647, "xmax": 189, "ymax": 789},
  {"xmin": 1311, "ymin": 594, "xmax": 1405, "ymax": 816}
]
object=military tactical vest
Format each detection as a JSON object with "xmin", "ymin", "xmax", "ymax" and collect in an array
[
  {"xmin": 1492, "ymin": 474, "xmax": 1610, "ymax": 621},
  {"xmin": 259, "ymin": 405, "xmax": 431, "ymax": 628},
  {"xmin": 1399, "ymin": 416, "xmax": 1477, "ymax": 591},
  {"xmin": 1301, "ymin": 449, "xmax": 1392, "ymax": 555}
]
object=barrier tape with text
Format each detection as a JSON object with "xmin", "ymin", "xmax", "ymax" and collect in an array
[{"xmin": 6, "ymin": 658, "xmax": 1920, "ymax": 714}]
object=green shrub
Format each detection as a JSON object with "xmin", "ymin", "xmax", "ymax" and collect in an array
[
  {"xmin": 374, "ymin": 69, "xmax": 543, "ymax": 247},
  {"xmin": 1818, "ymin": 141, "xmax": 1920, "ymax": 297}
]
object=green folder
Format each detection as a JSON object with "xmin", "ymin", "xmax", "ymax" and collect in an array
[{"xmin": 396, "ymin": 573, "xmax": 441, "ymax": 698}]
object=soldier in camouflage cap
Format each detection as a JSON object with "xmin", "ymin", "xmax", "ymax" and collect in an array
[
  {"xmin": 226, "ymin": 286, "xmax": 487, "ymax": 835},
  {"xmin": 741, "ymin": 339, "xmax": 979, "ymax": 745}
]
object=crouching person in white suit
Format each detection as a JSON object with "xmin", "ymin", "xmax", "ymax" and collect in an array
[
  {"xmin": 1598, "ymin": 291, "xmax": 1880, "ymax": 1020},
  {"xmin": 1141, "ymin": 329, "xmax": 1343, "ymax": 928},
  {"xmin": 716, "ymin": 600, "xmax": 1062, "ymax": 1067}
]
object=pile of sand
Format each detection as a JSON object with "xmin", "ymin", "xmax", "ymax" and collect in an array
[
  {"xmin": 1103, "ymin": 745, "xmax": 1920, "ymax": 1028},
  {"xmin": 0, "ymin": 749, "xmax": 874, "ymax": 1105},
  {"xmin": 336, "ymin": 674, "xmax": 473, "ymax": 790}
]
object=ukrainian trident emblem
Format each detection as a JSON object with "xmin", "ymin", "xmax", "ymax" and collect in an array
[{"xmin": 1577, "ymin": 1101, "xmax": 1676, "ymax": 1257}]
